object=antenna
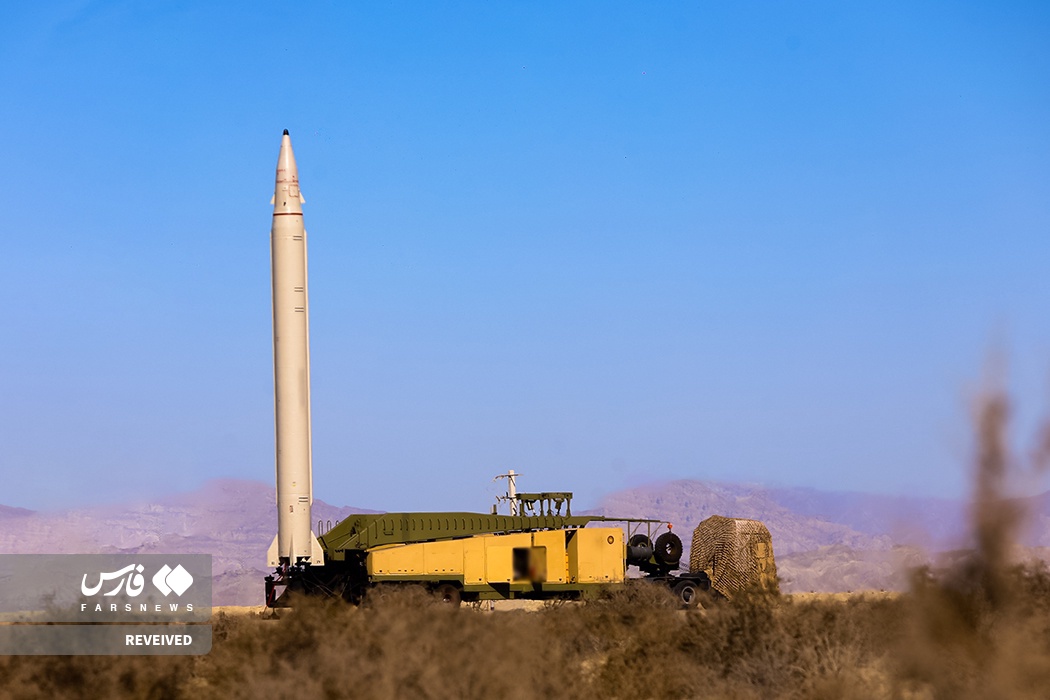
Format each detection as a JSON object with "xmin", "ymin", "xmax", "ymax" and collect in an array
[{"xmin": 493, "ymin": 469, "xmax": 521, "ymax": 516}]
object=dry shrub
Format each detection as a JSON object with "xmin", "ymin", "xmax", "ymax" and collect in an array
[
  {"xmin": 0, "ymin": 584, "xmax": 905, "ymax": 700},
  {"xmin": 0, "ymin": 645, "xmax": 188, "ymax": 700},
  {"xmin": 678, "ymin": 588, "xmax": 902, "ymax": 699},
  {"xmin": 3, "ymin": 393, "xmax": 1050, "ymax": 699},
  {"xmin": 893, "ymin": 392, "xmax": 1050, "ymax": 699}
]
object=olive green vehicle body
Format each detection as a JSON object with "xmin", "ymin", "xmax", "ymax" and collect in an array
[{"xmin": 320, "ymin": 512, "xmax": 596, "ymax": 557}]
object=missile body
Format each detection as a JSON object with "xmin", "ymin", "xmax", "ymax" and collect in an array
[{"xmin": 267, "ymin": 130, "xmax": 324, "ymax": 567}]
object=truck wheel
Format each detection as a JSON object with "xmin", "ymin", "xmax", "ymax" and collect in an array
[
  {"xmin": 673, "ymin": 580, "xmax": 702, "ymax": 609},
  {"xmin": 434, "ymin": 583, "xmax": 462, "ymax": 608},
  {"xmin": 654, "ymin": 532, "xmax": 683, "ymax": 566}
]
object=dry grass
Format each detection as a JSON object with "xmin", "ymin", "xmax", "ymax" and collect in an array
[
  {"xmin": 3, "ymin": 391, "xmax": 1049, "ymax": 699},
  {"xmin": 889, "ymin": 391, "xmax": 1050, "ymax": 699},
  {"xmin": 0, "ymin": 584, "xmax": 913, "ymax": 700}
]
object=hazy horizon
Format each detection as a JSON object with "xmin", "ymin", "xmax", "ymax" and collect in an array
[{"xmin": 0, "ymin": 471, "xmax": 1000, "ymax": 515}]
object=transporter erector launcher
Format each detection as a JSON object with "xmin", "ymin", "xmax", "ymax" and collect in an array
[
  {"xmin": 267, "ymin": 130, "xmax": 324, "ymax": 567},
  {"xmin": 260, "ymin": 129, "xmax": 774, "ymax": 608}
]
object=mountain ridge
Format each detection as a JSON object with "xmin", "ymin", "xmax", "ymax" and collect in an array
[{"xmin": 4, "ymin": 477, "xmax": 1050, "ymax": 602}]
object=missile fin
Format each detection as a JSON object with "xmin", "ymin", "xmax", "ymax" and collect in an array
[
  {"xmin": 310, "ymin": 531, "xmax": 324, "ymax": 563},
  {"xmin": 266, "ymin": 534, "xmax": 280, "ymax": 568}
]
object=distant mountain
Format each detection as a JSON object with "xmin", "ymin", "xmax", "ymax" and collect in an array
[
  {"xmin": 595, "ymin": 480, "xmax": 902, "ymax": 555},
  {"xmin": 3, "ymin": 478, "xmax": 1048, "ymax": 600},
  {"xmin": 763, "ymin": 487, "xmax": 967, "ymax": 549},
  {"xmin": 1016, "ymin": 492, "xmax": 1050, "ymax": 550},
  {"xmin": 776, "ymin": 545, "xmax": 930, "ymax": 593},
  {"xmin": 594, "ymin": 479, "xmax": 1050, "ymax": 592},
  {"xmin": 0, "ymin": 505, "xmax": 34, "ymax": 518}
]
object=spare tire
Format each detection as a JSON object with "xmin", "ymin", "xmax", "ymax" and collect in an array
[
  {"xmin": 628, "ymin": 534, "xmax": 653, "ymax": 550},
  {"xmin": 654, "ymin": 532, "xmax": 683, "ymax": 567}
]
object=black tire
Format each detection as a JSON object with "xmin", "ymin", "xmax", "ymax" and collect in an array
[
  {"xmin": 673, "ymin": 580, "xmax": 701, "ymax": 609},
  {"xmin": 628, "ymin": 534, "xmax": 653, "ymax": 550},
  {"xmin": 433, "ymin": 583, "xmax": 462, "ymax": 608},
  {"xmin": 654, "ymin": 532, "xmax": 683, "ymax": 566}
]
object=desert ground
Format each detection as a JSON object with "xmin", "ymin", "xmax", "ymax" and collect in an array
[{"xmin": 2, "ymin": 568, "xmax": 1049, "ymax": 700}]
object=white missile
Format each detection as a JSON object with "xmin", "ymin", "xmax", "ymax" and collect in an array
[{"xmin": 267, "ymin": 130, "xmax": 324, "ymax": 568}]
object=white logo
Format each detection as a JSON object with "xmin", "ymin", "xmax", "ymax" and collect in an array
[
  {"xmin": 152, "ymin": 564, "xmax": 194, "ymax": 596},
  {"xmin": 81, "ymin": 564, "xmax": 146, "ymax": 597},
  {"xmin": 80, "ymin": 564, "xmax": 194, "ymax": 598}
]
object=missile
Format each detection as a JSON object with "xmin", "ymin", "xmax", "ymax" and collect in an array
[{"xmin": 267, "ymin": 130, "xmax": 324, "ymax": 568}]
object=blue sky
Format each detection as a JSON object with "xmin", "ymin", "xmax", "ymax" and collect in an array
[{"xmin": 1, "ymin": 1, "xmax": 1048, "ymax": 512}]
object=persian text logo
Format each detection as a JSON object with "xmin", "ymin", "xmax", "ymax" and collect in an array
[
  {"xmin": 80, "ymin": 564, "xmax": 194, "ymax": 598},
  {"xmin": 81, "ymin": 564, "xmax": 146, "ymax": 597}
]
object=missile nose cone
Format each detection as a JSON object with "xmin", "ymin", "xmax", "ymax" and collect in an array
[{"xmin": 273, "ymin": 132, "xmax": 305, "ymax": 211}]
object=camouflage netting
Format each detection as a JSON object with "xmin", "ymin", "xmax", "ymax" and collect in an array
[{"xmin": 690, "ymin": 515, "xmax": 778, "ymax": 599}]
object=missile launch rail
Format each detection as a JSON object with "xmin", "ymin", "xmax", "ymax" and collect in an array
[{"xmin": 265, "ymin": 491, "xmax": 712, "ymax": 609}]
